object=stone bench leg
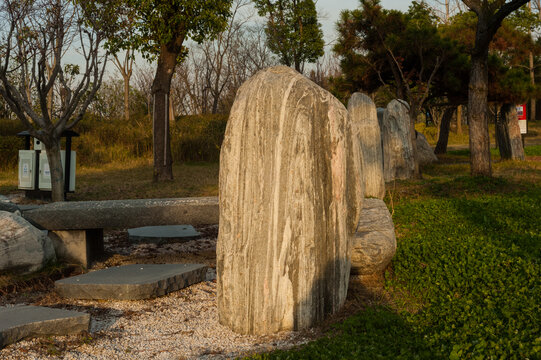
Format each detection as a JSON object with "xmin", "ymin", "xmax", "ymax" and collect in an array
[{"xmin": 48, "ymin": 229, "xmax": 104, "ymax": 268}]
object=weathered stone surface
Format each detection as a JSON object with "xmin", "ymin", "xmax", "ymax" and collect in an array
[
  {"xmin": 218, "ymin": 66, "xmax": 362, "ymax": 335},
  {"xmin": 350, "ymin": 198, "xmax": 396, "ymax": 294},
  {"xmin": 0, "ymin": 305, "xmax": 89, "ymax": 349},
  {"xmin": 348, "ymin": 93, "xmax": 385, "ymax": 199},
  {"xmin": 128, "ymin": 225, "xmax": 201, "ymax": 243},
  {"xmin": 0, "ymin": 211, "xmax": 56, "ymax": 274},
  {"xmin": 55, "ymin": 263, "xmax": 207, "ymax": 300},
  {"xmin": 497, "ymin": 104, "xmax": 525, "ymax": 160},
  {"xmin": 22, "ymin": 197, "xmax": 219, "ymax": 230},
  {"xmin": 0, "ymin": 199, "xmax": 20, "ymax": 214},
  {"xmin": 416, "ymin": 131, "xmax": 438, "ymax": 165},
  {"xmin": 48, "ymin": 229, "xmax": 103, "ymax": 268},
  {"xmin": 350, "ymin": 198, "xmax": 396, "ymax": 275},
  {"xmin": 382, "ymin": 100, "xmax": 415, "ymax": 181}
]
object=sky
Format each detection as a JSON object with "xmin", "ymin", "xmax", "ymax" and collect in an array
[
  {"xmin": 107, "ymin": 0, "xmax": 419, "ymax": 77},
  {"xmin": 317, "ymin": 0, "xmax": 413, "ymax": 46}
]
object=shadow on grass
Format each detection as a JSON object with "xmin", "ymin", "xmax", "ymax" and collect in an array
[{"xmin": 251, "ymin": 307, "xmax": 438, "ymax": 360}]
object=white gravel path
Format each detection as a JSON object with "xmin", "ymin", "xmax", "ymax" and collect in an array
[{"xmin": 0, "ymin": 229, "xmax": 314, "ymax": 359}]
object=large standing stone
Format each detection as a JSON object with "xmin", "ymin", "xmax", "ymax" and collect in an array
[
  {"xmin": 217, "ymin": 66, "xmax": 362, "ymax": 335},
  {"xmin": 382, "ymin": 100, "xmax": 415, "ymax": 181},
  {"xmin": 0, "ymin": 211, "xmax": 56, "ymax": 274},
  {"xmin": 348, "ymin": 93, "xmax": 385, "ymax": 199},
  {"xmin": 416, "ymin": 131, "xmax": 438, "ymax": 165},
  {"xmin": 350, "ymin": 199, "xmax": 396, "ymax": 294}
]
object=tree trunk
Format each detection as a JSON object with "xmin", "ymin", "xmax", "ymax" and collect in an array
[
  {"xmin": 123, "ymin": 74, "xmax": 130, "ymax": 122},
  {"xmin": 456, "ymin": 105, "xmax": 462, "ymax": 135},
  {"xmin": 435, "ymin": 107, "xmax": 455, "ymax": 154},
  {"xmin": 44, "ymin": 139, "xmax": 64, "ymax": 202},
  {"xmin": 530, "ymin": 51, "xmax": 536, "ymax": 122},
  {"xmin": 151, "ymin": 45, "xmax": 179, "ymax": 182},
  {"xmin": 468, "ymin": 54, "xmax": 492, "ymax": 176}
]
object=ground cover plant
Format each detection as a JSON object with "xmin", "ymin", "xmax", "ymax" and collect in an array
[
  {"xmin": 1, "ymin": 117, "xmax": 540, "ymax": 358},
  {"xmin": 248, "ymin": 149, "xmax": 541, "ymax": 359}
]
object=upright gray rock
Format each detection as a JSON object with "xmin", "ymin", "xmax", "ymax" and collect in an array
[
  {"xmin": 416, "ymin": 131, "xmax": 438, "ymax": 165},
  {"xmin": 350, "ymin": 199, "xmax": 396, "ymax": 294},
  {"xmin": 348, "ymin": 93, "xmax": 385, "ymax": 199},
  {"xmin": 496, "ymin": 104, "xmax": 525, "ymax": 160},
  {"xmin": 218, "ymin": 66, "xmax": 363, "ymax": 335},
  {"xmin": 382, "ymin": 100, "xmax": 415, "ymax": 181},
  {"xmin": 0, "ymin": 211, "xmax": 56, "ymax": 274}
]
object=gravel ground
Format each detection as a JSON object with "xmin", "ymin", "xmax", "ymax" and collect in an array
[{"xmin": 0, "ymin": 227, "xmax": 314, "ymax": 359}]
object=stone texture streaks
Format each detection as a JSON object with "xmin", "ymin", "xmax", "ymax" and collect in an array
[
  {"xmin": 0, "ymin": 211, "xmax": 56, "ymax": 274},
  {"xmin": 348, "ymin": 93, "xmax": 385, "ymax": 199},
  {"xmin": 382, "ymin": 100, "xmax": 415, "ymax": 181},
  {"xmin": 217, "ymin": 66, "xmax": 361, "ymax": 335},
  {"xmin": 416, "ymin": 132, "xmax": 438, "ymax": 165}
]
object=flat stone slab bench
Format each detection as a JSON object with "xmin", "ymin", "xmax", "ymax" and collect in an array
[
  {"xmin": 21, "ymin": 197, "xmax": 219, "ymax": 267},
  {"xmin": 0, "ymin": 305, "xmax": 90, "ymax": 349},
  {"xmin": 55, "ymin": 263, "xmax": 208, "ymax": 300}
]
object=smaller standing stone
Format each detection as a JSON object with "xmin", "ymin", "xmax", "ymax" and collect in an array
[
  {"xmin": 348, "ymin": 93, "xmax": 385, "ymax": 199},
  {"xmin": 416, "ymin": 131, "xmax": 438, "ymax": 165},
  {"xmin": 496, "ymin": 104, "xmax": 525, "ymax": 160},
  {"xmin": 350, "ymin": 198, "xmax": 396, "ymax": 294},
  {"xmin": 0, "ymin": 211, "xmax": 56, "ymax": 274},
  {"xmin": 381, "ymin": 100, "xmax": 415, "ymax": 182}
]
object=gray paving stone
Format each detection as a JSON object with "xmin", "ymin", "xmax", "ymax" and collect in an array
[
  {"xmin": 0, "ymin": 305, "xmax": 90, "ymax": 349},
  {"xmin": 55, "ymin": 263, "xmax": 208, "ymax": 300},
  {"xmin": 128, "ymin": 225, "xmax": 201, "ymax": 243}
]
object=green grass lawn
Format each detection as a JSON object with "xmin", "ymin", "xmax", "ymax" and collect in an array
[
  {"xmin": 249, "ymin": 156, "xmax": 541, "ymax": 359},
  {"xmin": 0, "ymin": 139, "xmax": 539, "ymax": 359}
]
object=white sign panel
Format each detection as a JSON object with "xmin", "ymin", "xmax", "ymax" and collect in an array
[{"xmin": 518, "ymin": 119, "xmax": 527, "ymax": 135}]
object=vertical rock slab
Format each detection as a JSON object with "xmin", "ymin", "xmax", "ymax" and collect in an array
[
  {"xmin": 218, "ymin": 66, "xmax": 362, "ymax": 335},
  {"xmin": 348, "ymin": 93, "xmax": 385, "ymax": 199},
  {"xmin": 382, "ymin": 100, "xmax": 415, "ymax": 181},
  {"xmin": 497, "ymin": 104, "xmax": 525, "ymax": 160},
  {"xmin": 416, "ymin": 131, "xmax": 438, "ymax": 165}
]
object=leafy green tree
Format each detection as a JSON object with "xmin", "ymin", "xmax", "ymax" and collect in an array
[
  {"xmin": 461, "ymin": 0, "xmax": 529, "ymax": 176},
  {"xmin": 81, "ymin": 0, "xmax": 232, "ymax": 181},
  {"xmin": 253, "ymin": 0, "xmax": 324, "ymax": 73}
]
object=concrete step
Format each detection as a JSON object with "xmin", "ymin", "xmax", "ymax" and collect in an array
[
  {"xmin": 55, "ymin": 263, "xmax": 208, "ymax": 300},
  {"xmin": 0, "ymin": 305, "xmax": 90, "ymax": 349}
]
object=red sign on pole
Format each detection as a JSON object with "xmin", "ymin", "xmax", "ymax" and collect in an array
[{"xmin": 516, "ymin": 104, "xmax": 527, "ymax": 134}]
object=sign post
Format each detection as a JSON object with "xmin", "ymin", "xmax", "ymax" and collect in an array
[{"xmin": 517, "ymin": 104, "xmax": 527, "ymax": 134}]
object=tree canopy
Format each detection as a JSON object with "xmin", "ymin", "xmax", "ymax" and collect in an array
[{"xmin": 253, "ymin": 0, "xmax": 324, "ymax": 73}]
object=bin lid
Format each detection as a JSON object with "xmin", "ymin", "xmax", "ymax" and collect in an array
[{"xmin": 16, "ymin": 130, "xmax": 79, "ymax": 138}]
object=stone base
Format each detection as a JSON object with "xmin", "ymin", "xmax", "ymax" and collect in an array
[
  {"xmin": 55, "ymin": 263, "xmax": 208, "ymax": 300},
  {"xmin": 48, "ymin": 229, "xmax": 104, "ymax": 268},
  {"xmin": 348, "ymin": 273, "xmax": 385, "ymax": 297},
  {"xmin": 0, "ymin": 305, "xmax": 90, "ymax": 349}
]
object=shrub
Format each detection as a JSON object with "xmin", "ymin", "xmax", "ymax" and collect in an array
[
  {"xmin": 171, "ymin": 114, "xmax": 228, "ymax": 162},
  {"xmin": 0, "ymin": 118, "xmax": 25, "ymax": 171}
]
